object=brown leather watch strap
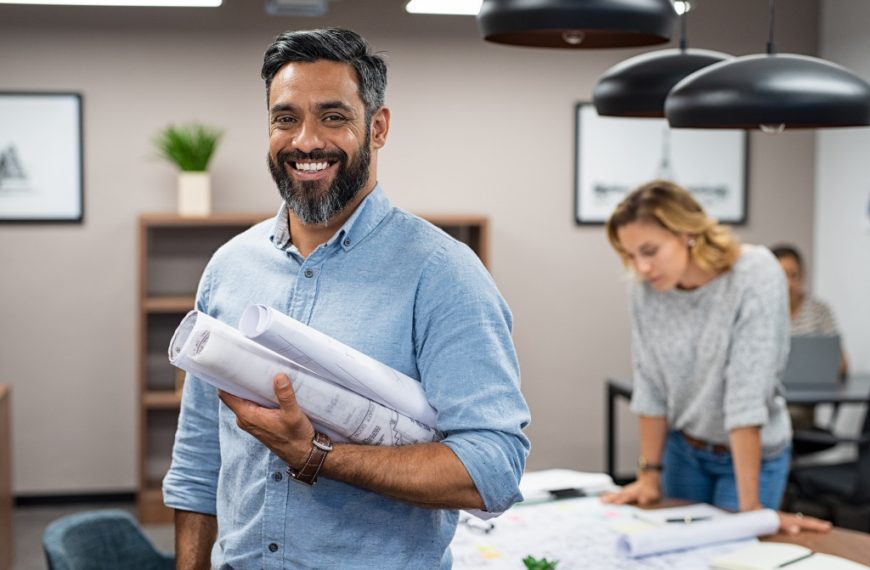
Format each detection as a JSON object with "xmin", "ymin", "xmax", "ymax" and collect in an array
[{"xmin": 288, "ymin": 432, "xmax": 333, "ymax": 486}]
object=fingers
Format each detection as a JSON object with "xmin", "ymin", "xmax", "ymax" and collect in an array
[
  {"xmin": 600, "ymin": 489, "xmax": 637, "ymax": 505},
  {"xmin": 778, "ymin": 512, "xmax": 832, "ymax": 535},
  {"xmin": 219, "ymin": 390, "xmax": 251, "ymax": 413},
  {"xmin": 273, "ymin": 373, "xmax": 298, "ymax": 409}
]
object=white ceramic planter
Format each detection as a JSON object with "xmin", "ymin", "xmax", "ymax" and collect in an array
[{"xmin": 177, "ymin": 171, "xmax": 211, "ymax": 217}]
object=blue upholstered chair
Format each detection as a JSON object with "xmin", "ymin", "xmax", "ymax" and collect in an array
[{"xmin": 42, "ymin": 509, "xmax": 175, "ymax": 570}]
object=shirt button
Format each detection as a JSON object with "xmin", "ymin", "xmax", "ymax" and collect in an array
[
  {"xmin": 343, "ymin": 238, "xmax": 351, "ymax": 246},
  {"xmin": 304, "ymin": 268, "xmax": 314, "ymax": 278},
  {"xmin": 268, "ymin": 543, "xmax": 279, "ymax": 552},
  {"xmin": 272, "ymin": 471, "xmax": 283, "ymax": 482}
]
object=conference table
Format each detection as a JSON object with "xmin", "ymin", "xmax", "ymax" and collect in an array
[
  {"xmin": 601, "ymin": 375, "xmax": 870, "ymax": 564},
  {"xmin": 605, "ymin": 375, "xmax": 870, "ymax": 482}
]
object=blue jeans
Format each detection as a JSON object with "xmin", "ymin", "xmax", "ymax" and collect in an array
[{"xmin": 662, "ymin": 431, "xmax": 791, "ymax": 511}]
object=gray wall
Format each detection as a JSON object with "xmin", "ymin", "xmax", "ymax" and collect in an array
[
  {"xmin": 0, "ymin": 0, "xmax": 820, "ymax": 494},
  {"xmin": 817, "ymin": 0, "xmax": 870, "ymax": 376}
]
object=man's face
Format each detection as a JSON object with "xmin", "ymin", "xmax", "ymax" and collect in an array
[{"xmin": 266, "ymin": 60, "xmax": 378, "ymax": 225}]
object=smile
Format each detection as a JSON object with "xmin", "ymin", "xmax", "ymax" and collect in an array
[{"xmin": 292, "ymin": 161, "xmax": 332, "ymax": 172}]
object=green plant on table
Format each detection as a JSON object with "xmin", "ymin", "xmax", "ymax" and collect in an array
[
  {"xmin": 522, "ymin": 554, "xmax": 559, "ymax": 569},
  {"xmin": 153, "ymin": 122, "xmax": 223, "ymax": 172}
]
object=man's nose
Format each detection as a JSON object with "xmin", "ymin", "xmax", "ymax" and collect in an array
[{"xmin": 293, "ymin": 118, "xmax": 325, "ymax": 153}]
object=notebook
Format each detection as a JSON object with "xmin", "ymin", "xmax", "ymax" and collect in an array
[
  {"xmin": 783, "ymin": 335, "xmax": 841, "ymax": 389},
  {"xmin": 710, "ymin": 542, "xmax": 869, "ymax": 570}
]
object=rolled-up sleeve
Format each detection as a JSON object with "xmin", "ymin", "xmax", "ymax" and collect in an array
[
  {"xmin": 723, "ymin": 263, "xmax": 789, "ymax": 431},
  {"xmin": 628, "ymin": 286, "xmax": 668, "ymax": 418},
  {"xmin": 414, "ymin": 243, "xmax": 530, "ymax": 514},
  {"xmin": 162, "ymin": 266, "xmax": 222, "ymax": 515}
]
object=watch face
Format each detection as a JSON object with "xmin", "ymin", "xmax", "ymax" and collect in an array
[{"xmin": 313, "ymin": 433, "xmax": 333, "ymax": 451}]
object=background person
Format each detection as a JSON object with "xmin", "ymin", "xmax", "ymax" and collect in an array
[
  {"xmin": 771, "ymin": 243, "xmax": 848, "ymax": 379},
  {"xmin": 163, "ymin": 28, "xmax": 530, "ymax": 569},
  {"xmin": 771, "ymin": 243, "xmax": 848, "ymax": 452},
  {"xmin": 601, "ymin": 180, "xmax": 829, "ymax": 535}
]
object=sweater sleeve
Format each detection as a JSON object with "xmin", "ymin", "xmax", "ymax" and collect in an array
[
  {"xmin": 628, "ymin": 284, "xmax": 668, "ymax": 418},
  {"xmin": 723, "ymin": 253, "xmax": 790, "ymax": 431}
]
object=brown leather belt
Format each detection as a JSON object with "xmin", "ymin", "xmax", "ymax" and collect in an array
[{"xmin": 681, "ymin": 432, "xmax": 730, "ymax": 454}]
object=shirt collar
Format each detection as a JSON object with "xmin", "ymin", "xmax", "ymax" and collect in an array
[{"xmin": 268, "ymin": 184, "xmax": 391, "ymax": 253}]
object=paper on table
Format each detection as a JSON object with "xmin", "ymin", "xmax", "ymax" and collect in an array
[
  {"xmin": 615, "ymin": 508, "xmax": 780, "ymax": 558},
  {"xmin": 519, "ymin": 469, "xmax": 617, "ymax": 503},
  {"xmin": 238, "ymin": 304, "xmax": 437, "ymax": 427},
  {"xmin": 168, "ymin": 310, "xmax": 440, "ymax": 446}
]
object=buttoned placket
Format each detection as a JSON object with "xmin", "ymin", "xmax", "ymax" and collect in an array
[{"xmin": 261, "ymin": 240, "xmax": 332, "ymax": 569}]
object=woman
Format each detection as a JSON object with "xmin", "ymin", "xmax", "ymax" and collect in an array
[
  {"xmin": 771, "ymin": 244, "xmax": 848, "ymax": 378},
  {"xmin": 771, "ymin": 244, "xmax": 848, "ymax": 450},
  {"xmin": 601, "ymin": 180, "xmax": 829, "ymax": 534}
]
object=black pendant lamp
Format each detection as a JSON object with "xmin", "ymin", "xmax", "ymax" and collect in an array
[
  {"xmin": 593, "ymin": 4, "xmax": 730, "ymax": 117},
  {"xmin": 477, "ymin": 0, "xmax": 677, "ymax": 49},
  {"xmin": 665, "ymin": 0, "xmax": 870, "ymax": 130}
]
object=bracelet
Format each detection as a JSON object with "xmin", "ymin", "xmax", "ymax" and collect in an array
[{"xmin": 637, "ymin": 457, "xmax": 664, "ymax": 473}]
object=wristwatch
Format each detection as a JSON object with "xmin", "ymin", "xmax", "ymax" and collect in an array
[
  {"xmin": 287, "ymin": 432, "xmax": 333, "ymax": 486},
  {"xmin": 637, "ymin": 456, "xmax": 664, "ymax": 473}
]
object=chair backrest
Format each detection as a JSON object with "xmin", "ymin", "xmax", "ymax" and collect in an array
[
  {"xmin": 42, "ymin": 509, "xmax": 174, "ymax": 570},
  {"xmin": 853, "ymin": 401, "xmax": 870, "ymax": 503}
]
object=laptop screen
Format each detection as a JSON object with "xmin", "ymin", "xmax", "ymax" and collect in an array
[{"xmin": 782, "ymin": 335, "xmax": 841, "ymax": 388}]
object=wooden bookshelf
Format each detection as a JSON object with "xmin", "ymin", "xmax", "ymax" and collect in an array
[{"xmin": 0, "ymin": 386, "xmax": 11, "ymax": 570}]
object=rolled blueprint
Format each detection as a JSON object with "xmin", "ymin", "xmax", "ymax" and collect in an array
[
  {"xmin": 168, "ymin": 310, "xmax": 440, "ymax": 446},
  {"xmin": 238, "ymin": 304, "xmax": 438, "ymax": 428},
  {"xmin": 616, "ymin": 509, "xmax": 780, "ymax": 558}
]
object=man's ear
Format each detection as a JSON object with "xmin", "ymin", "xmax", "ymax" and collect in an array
[{"xmin": 370, "ymin": 106, "xmax": 390, "ymax": 150}]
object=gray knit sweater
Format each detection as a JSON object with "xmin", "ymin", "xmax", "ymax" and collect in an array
[{"xmin": 629, "ymin": 245, "xmax": 792, "ymax": 458}]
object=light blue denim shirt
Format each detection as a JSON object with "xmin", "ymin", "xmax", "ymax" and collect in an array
[{"xmin": 163, "ymin": 185, "xmax": 531, "ymax": 569}]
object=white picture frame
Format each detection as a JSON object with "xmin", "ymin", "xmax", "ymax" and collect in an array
[
  {"xmin": 0, "ymin": 92, "xmax": 84, "ymax": 223},
  {"xmin": 574, "ymin": 103, "xmax": 748, "ymax": 225}
]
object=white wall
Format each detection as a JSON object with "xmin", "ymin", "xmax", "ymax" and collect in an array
[
  {"xmin": 0, "ymin": 0, "xmax": 821, "ymax": 494},
  {"xmin": 817, "ymin": 1, "xmax": 870, "ymax": 376}
]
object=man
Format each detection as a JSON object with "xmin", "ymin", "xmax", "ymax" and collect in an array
[{"xmin": 163, "ymin": 28, "xmax": 531, "ymax": 569}]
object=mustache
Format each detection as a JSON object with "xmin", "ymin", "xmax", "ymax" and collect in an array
[{"xmin": 277, "ymin": 149, "xmax": 347, "ymax": 163}]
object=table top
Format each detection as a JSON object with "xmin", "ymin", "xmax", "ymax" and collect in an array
[
  {"xmin": 765, "ymin": 525, "xmax": 870, "ymax": 564},
  {"xmin": 608, "ymin": 376, "xmax": 870, "ymax": 405}
]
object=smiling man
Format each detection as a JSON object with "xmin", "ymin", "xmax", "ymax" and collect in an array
[{"xmin": 162, "ymin": 28, "xmax": 530, "ymax": 570}]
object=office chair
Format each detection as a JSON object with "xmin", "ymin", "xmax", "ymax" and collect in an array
[
  {"xmin": 788, "ymin": 404, "xmax": 870, "ymax": 532},
  {"xmin": 42, "ymin": 509, "xmax": 175, "ymax": 570}
]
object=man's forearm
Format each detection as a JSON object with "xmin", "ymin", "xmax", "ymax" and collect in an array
[
  {"xmin": 175, "ymin": 509, "xmax": 217, "ymax": 570},
  {"xmin": 322, "ymin": 441, "xmax": 485, "ymax": 510}
]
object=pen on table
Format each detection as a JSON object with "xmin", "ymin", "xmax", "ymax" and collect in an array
[{"xmin": 665, "ymin": 516, "xmax": 712, "ymax": 523}]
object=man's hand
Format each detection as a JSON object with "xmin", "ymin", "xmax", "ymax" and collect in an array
[
  {"xmin": 218, "ymin": 373, "xmax": 314, "ymax": 470},
  {"xmin": 221, "ymin": 372, "xmax": 485, "ymax": 509}
]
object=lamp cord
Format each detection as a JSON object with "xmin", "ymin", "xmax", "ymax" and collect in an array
[
  {"xmin": 767, "ymin": 0, "xmax": 776, "ymax": 54},
  {"xmin": 679, "ymin": 4, "xmax": 687, "ymax": 51}
]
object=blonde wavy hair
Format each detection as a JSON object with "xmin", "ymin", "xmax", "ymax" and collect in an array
[{"xmin": 605, "ymin": 180, "xmax": 740, "ymax": 273}]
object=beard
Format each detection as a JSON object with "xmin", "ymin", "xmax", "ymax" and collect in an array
[{"xmin": 268, "ymin": 132, "xmax": 371, "ymax": 225}]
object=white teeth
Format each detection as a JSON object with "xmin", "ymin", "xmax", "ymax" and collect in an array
[{"xmin": 296, "ymin": 162, "xmax": 328, "ymax": 172}]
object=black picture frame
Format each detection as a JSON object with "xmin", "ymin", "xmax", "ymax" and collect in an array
[
  {"xmin": 574, "ymin": 103, "xmax": 749, "ymax": 226},
  {"xmin": 0, "ymin": 92, "xmax": 84, "ymax": 223}
]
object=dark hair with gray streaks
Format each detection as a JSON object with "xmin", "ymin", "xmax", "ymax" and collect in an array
[{"xmin": 261, "ymin": 28, "xmax": 387, "ymax": 122}]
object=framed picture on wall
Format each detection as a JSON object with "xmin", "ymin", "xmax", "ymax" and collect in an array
[
  {"xmin": 0, "ymin": 92, "xmax": 84, "ymax": 223},
  {"xmin": 574, "ymin": 103, "xmax": 748, "ymax": 226}
]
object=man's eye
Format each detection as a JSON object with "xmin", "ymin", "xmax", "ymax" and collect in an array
[{"xmin": 324, "ymin": 114, "xmax": 346, "ymax": 122}]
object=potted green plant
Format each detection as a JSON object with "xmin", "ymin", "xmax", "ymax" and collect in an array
[
  {"xmin": 153, "ymin": 122, "xmax": 223, "ymax": 217},
  {"xmin": 522, "ymin": 555, "xmax": 559, "ymax": 570}
]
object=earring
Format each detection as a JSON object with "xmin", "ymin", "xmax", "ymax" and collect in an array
[{"xmin": 688, "ymin": 238, "xmax": 696, "ymax": 248}]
